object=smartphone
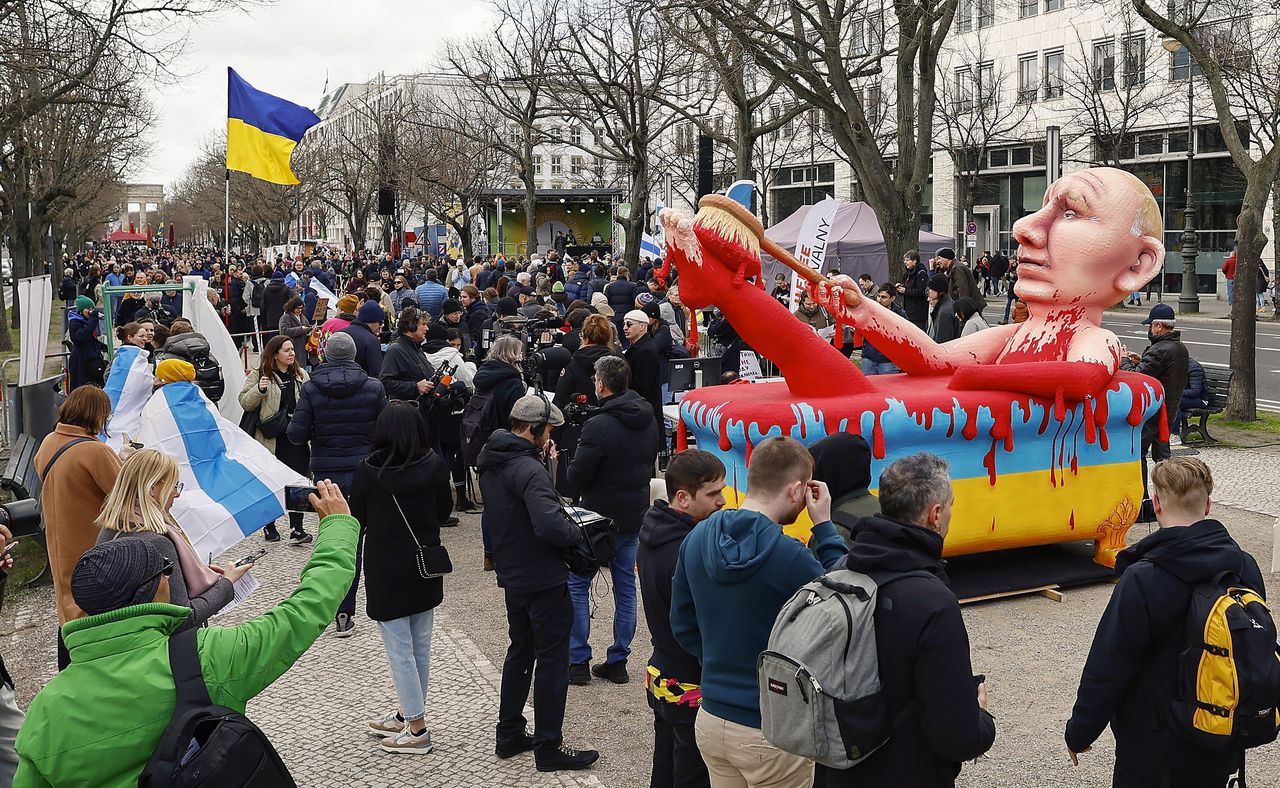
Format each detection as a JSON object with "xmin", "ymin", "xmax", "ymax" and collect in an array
[
  {"xmin": 2, "ymin": 539, "xmax": 18, "ymax": 556},
  {"xmin": 235, "ymin": 548, "xmax": 266, "ymax": 567},
  {"xmin": 972, "ymin": 674, "xmax": 986, "ymax": 687},
  {"xmin": 284, "ymin": 484, "xmax": 317, "ymax": 512}
]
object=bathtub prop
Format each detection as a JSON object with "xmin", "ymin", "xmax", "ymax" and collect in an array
[{"xmin": 665, "ymin": 167, "xmax": 1167, "ymax": 567}]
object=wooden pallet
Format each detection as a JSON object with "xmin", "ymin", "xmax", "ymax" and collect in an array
[{"xmin": 960, "ymin": 584, "xmax": 1064, "ymax": 605}]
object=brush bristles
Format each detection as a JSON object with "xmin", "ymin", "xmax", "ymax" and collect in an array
[{"xmin": 695, "ymin": 205, "xmax": 761, "ymax": 257}]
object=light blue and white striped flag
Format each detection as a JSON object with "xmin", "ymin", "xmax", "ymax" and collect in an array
[
  {"xmin": 640, "ymin": 232, "xmax": 664, "ymax": 261},
  {"xmin": 101, "ymin": 345, "xmax": 154, "ymax": 451},
  {"xmin": 135, "ymin": 382, "xmax": 307, "ymax": 558}
]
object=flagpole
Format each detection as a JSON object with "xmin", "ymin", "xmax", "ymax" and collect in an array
[
  {"xmin": 224, "ymin": 169, "xmax": 231, "ymax": 270},
  {"xmin": 295, "ymin": 185, "xmax": 302, "ymax": 259}
]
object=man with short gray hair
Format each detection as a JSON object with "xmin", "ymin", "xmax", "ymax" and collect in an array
[
  {"xmin": 565, "ymin": 354, "xmax": 659, "ymax": 686},
  {"xmin": 1122, "ymin": 302, "xmax": 1189, "ymax": 504},
  {"xmin": 819, "ymin": 452, "xmax": 995, "ymax": 788}
]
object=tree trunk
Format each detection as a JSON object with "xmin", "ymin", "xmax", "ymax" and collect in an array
[
  {"xmin": 882, "ymin": 207, "xmax": 915, "ymax": 285},
  {"xmin": 622, "ymin": 159, "xmax": 647, "ymax": 272},
  {"xmin": 523, "ymin": 138, "xmax": 538, "ymax": 256},
  {"xmin": 1224, "ymin": 176, "xmax": 1268, "ymax": 421}
]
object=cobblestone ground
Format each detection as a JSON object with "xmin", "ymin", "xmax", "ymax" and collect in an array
[{"xmin": 3, "ymin": 440, "xmax": 1279, "ymax": 787}]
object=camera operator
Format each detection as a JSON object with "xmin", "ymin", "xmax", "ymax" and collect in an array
[
  {"xmin": 379, "ymin": 307, "xmax": 436, "ymax": 410},
  {"xmin": 471, "ymin": 335, "xmax": 530, "ymax": 570},
  {"xmin": 565, "ymin": 355, "xmax": 659, "ymax": 688},
  {"xmin": 476, "ymin": 394, "xmax": 599, "ymax": 773}
]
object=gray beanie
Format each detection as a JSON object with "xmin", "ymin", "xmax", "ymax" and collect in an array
[
  {"xmin": 72, "ymin": 539, "xmax": 168, "ymax": 615},
  {"xmin": 325, "ymin": 331, "xmax": 356, "ymax": 362}
]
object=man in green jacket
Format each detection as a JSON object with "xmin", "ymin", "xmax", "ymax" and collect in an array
[{"xmin": 14, "ymin": 480, "xmax": 357, "ymax": 787}]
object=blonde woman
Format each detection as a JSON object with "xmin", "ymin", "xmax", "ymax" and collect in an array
[{"xmin": 95, "ymin": 449, "xmax": 251, "ymax": 630}]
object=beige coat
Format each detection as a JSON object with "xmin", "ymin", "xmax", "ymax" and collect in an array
[
  {"xmin": 34, "ymin": 424, "xmax": 122, "ymax": 624},
  {"xmin": 237, "ymin": 368, "xmax": 309, "ymax": 454}
]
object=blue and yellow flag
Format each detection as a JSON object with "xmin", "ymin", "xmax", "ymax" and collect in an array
[{"xmin": 226, "ymin": 67, "xmax": 320, "ymax": 185}]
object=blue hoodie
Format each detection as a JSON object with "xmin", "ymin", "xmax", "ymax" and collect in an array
[{"xmin": 670, "ymin": 509, "xmax": 847, "ymax": 728}]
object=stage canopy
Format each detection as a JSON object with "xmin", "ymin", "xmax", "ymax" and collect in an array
[{"xmin": 763, "ymin": 201, "xmax": 953, "ymax": 287}]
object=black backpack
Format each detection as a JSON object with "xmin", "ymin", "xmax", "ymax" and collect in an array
[
  {"xmin": 250, "ymin": 278, "xmax": 266, "ymax": 308},
  {"xmin": 459, "ymin": 388, "xmax": 498, "ymax": 466},
  {"xmin": 191, "ymin": 352, "xmax": 224, "ymax": 403},
  {"xmin": 139, "ymin": 630, "xmax": 295, "ymax": 787}
]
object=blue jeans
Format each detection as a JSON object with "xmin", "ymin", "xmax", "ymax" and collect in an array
[
  {"xmin": 568, "ymin": 534, "xmax": 639, "ymax": 665},
  {"xmin": 860, "ymin": 359, "xmax": 899, "ymax": 376},
  {"xmin": 481, "ymin": 510, "xmax": 493, "ymax": 558},
  {"xmin": 1227, "ymin": 279, "xmax": 1234, "ymax": 305},
  {"xmin": 377, "ymin": 610, "xmax": 435, "ymax": 722}
]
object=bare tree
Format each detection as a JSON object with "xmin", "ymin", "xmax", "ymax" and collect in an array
[
  {"xmin": 934, "ymin": 33, "xmax": 1032, "ymax": 252},
  {"xmin": 442, "ymin": 0, "xmax": 558, "ymax": 256},
  {"xmin": 548, "ymin": 0, "xmax": 684, "ymax": 269},
  {"xmin": 1059, "ymin": 3, "xmax": 1178, "ymax": 166},
  {"xmin": 1132, "ymin": 0, "xmax": 1278, "ymax": 420},
  {"xmin": 684, "ymin": 0, "xmax": 958, "ymax": 281}
]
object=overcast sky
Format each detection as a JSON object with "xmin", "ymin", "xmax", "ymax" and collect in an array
[{"xmin": 137, "ymin": 0, "xmax": 493, "ymax": 189}]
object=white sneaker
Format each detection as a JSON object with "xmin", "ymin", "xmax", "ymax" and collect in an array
[
  {"xmin": 380, "ymin": 727, "xmax": 433, "ymax": 754},
  {"xmin": 334, "ymin": 613, "xmax": 355, "ymax": 638},
  {"xmin": 368, "ymin": 710, "xmax": 404, "ymax": 738},
  {"xmin": 1169, "ymin": 435, "xmax": 1182, "ymax": 446}
]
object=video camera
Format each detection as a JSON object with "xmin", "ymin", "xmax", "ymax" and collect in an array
[
  {"xmin": 563, "ymin": 393, "xmax": 602, "ymax": 427},
  {"xmin": 0, "ymin": 499, "xmax": 40, "ymax": 538}
]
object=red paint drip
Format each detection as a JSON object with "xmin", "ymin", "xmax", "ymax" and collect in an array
[
  {"xmin": 982, "ymin": 439, "xmax": 999, "ymax": 486},
  {"xmin": 962, "ymin": 404, "xmax": 979, "ymax": 441},
  {"xmin": 718, "ymin": 430, "xmax": 732, "ymax": 451},
  {"xmin": 990, "ymin": 516, "xmax": 997, "ymax": 532},
  {"xmin": 871, "ymin": 408, "xmax": 886, "ymax": 460},
  {"xmin": 1083, "ymin": 397, "xmax": 1098, "ymax": 445},
  {"xmin": 676, "ymin": 420, "xmax": 689, "ymax": 452},
  {"xmin": 1069, "ymin": 510, "xmax": 1076, "ymax": 531}
]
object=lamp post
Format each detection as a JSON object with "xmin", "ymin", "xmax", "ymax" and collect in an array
[{"xmin": 1163, "ymin": 29, "xmax": 1200, "ymax": 313}]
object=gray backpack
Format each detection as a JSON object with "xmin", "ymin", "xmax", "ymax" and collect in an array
[{"xmin": 757, "ymin": 568, "xmax": 932, "ymax": 769}]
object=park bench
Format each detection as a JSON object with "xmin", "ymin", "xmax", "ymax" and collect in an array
[
  {"xmin": 1, "ymin": 433, "xmax": 41, "ymax": 521},
  {"xmin": 1180, "ymin": 368, "xmax": 1233, "ymax": 445}
]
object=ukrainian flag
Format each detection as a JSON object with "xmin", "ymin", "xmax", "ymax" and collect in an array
[{"xmin": 226, "ymin": 67, "xmax": 320, "ymax": 185}]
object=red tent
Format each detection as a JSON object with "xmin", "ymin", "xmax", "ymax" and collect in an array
[{"xmin": 106, "ymin": 230, "xmax": 148, "ymax": 242}]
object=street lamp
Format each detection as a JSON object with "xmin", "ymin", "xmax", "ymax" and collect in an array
[{"xmin": 1163, "ymin": 31, "xmax": 1200, "ymax": 313}]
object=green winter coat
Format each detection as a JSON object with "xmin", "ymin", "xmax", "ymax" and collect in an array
[{"xmin": 13, "ymin": 513, "xmax": 359, "ymax": 787}]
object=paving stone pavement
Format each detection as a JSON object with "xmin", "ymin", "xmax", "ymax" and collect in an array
[
  {"xmin": 219, "ymin": 521, "xmax": 609, "ymax": 788},
  {"xmin": 1194, "ymin": 445, "xmax": 1280, "ymax": 518}
]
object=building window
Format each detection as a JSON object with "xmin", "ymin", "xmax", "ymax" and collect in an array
[
  {"xmin": 957, "ymin": 0, "xmax": 972, "ymax": 33},
  {"xmin": 867, "ymin": 84, "xmax": 883, "ymax": 125},
  {"xmin": 1137, "ymin": 134, "xmax": 1163, "ymax": 155},
  {"xmin": 533, "ymin": 155, "xmax": 542, "ymax": 175},
  {"xmin": 571, "ymin": 156, "xmax": 583, "ymax": 175},
  {"xmin": 1019, "ymin": 0, "xmax": 1037, "ymax": 17},
  {"xmin": 954, "ymin": 68, "xmax": 973, "ymax": 112},
  {"xmin": 593, "ymin": 156, "xmax": 605, "ymax": 180},
  {"xmin": 1168, "ymin": 130, "xmax": 1190, "ymax": 152},
  {"xmin": 989, "ymin": 148, "xmax": 1010, "ymax": 167},
  {"xmin": 1093, "ymin": 39, "xmax": 1116, "ymax": 91},
  {"xmin": 866, "ymin": 12, "xmax": 883, "ymax": 51},
  {"xmin": 1010, "ymin": 146, "xmax": 1032, "ymax": 166},
  {"xmin": 569, "ymin": 126, "xmax": 582, "ymax": 146},
  {"xmin": 977, "ymin": 0, "xmax": 994, "ymax": 28},
  {"xmin": 1044, "ymin": 49, "xmax": 1065, "ymax": 99},
  {"xmin": 1045, "ymin": 0, "xmax": 1064, "ymax": 10},
  {"xmin": 977, "ymin": 62, "xmax": 995, "ymax": 101},
  {"xmin": 1018, "ymin": 54, "xmax": 1038, "ymax": 103},
  {"xmin": 1123, "ymin": 34, "xmax": 1146, "ymax": 87},
  {"xmin": 1170, "ymin": 47, "xmax": 1203, "ymax": 81},
  {"xmin": 550, "ymin": 156, "xmax": 562, "ymax": 176}
]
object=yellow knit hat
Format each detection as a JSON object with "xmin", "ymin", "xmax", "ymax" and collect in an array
[
  {"xmin": 155, "ymin": 359, "xmax": 196, "ymax": 384},
  {"xmin": 336, "ymin": 294, "xmax": 359, "ymax": 314}
]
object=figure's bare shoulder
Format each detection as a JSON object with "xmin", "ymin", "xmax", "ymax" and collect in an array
[{"xmin": 1066, "ymin": 323, "xmax": 1124, "ymax": 370}]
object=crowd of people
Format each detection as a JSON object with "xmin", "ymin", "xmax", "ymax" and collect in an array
[{"xmin": 1, "ymin": 239, "xmax": 1268, "ymax": 787}]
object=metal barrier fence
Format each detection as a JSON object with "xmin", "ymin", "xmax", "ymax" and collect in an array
[{"xmin": 1, "ymin": 351, "xmax": 69, "ymax": 450}]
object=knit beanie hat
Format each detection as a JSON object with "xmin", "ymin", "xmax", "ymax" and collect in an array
[
  {"xmin": 928, "ymin": 274, "xmax": 950, "ymax": 295},
  {"xmin": 72, "ymin": 539, "xmax": 168, "ymax": 615},
  {"xmin": 551, "ymin": 282, "xmax": 565, "ymax": 293},
  {"xmin": 74, "ymin": 295, "xmax": 95, "ymax": 311},
  {"xmin": 496, "ymin": 297, "xmax": 519, "ymax": 317},
  {"xmin": 357, "ymin": 301, "xmax": 385, "ymax": 324},
  {"xmin": 440, "ymin": 299, "xmax": 463, "ymax": 317},
  {"xmin": 325, "ymin": 331, "xmax": 357, "ymax": 362},
  {"xmin": 336, "ymin": 294, "xmax": 359, "ymax": 314},
  {"xmin": 155, "ymin": 359, "xmax": 196, "ymax": 384}
]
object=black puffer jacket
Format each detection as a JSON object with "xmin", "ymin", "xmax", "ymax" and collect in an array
[
  {"xmin": 473, "ymin": 360, "xmax": 526, "ymax": 432},
  {"xmin": 286, "ymin": 360, "xmax": 388, "ymax": 475},
  {"xmin": 380, "ymin": 334, "xmax": 435, "ymax": 403},
  {"xmin": 824, "ymin": 515, "xmax": 995, "ymax": 788},
  {"xmin": 900, "ymin": 265, "xmax": 930, "ymax": 326},
  {"xmin": 260, "ymin": 279, "xmax": 290, "ymax": 334},
  {"xmin": 339, "ymin": 321, "xmax": 383, "ymax": 377},
  {"xmin": 553, "ymin": 344, "xmax": 616, "ymax": 408},
  {"xmin": 566, "ymin": 389, "xmax": 659, "ymax": 535},
  {"xmin": 1065, "ymin": 520, "xmax": 1264, "ymax": 786},
  {"xmin": 604, "ymin": 279, "xmax": 636, "ymax": 315},
  {"xmin": 638, "ymin": 501, "xmax": 701, "ymax": 687},
  {"xmin": 477, "ymin": 429, "xmax": 583, "ymax": 593},
  {"xmin": 351, "ymin": 449, "xmax": 453, "ymax": 621},
  {"xmin": 1121, "ymin": 330, "xmax": 1190, "ymax": 421}
]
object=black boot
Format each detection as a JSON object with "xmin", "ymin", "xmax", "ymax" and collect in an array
[
  {"xmin": 263, "ymin": 524, "xmax": 281, "ymax": 542},
  {"xmin": 455, "ymin": 484, "xmax": 478, "ymax": 512}
]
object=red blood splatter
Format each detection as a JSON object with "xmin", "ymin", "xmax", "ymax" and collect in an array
[
  {"xmin": 1083, "ymin": 397, "xmax": 1098, "ymax": 445},
  {"xmin": 962, "ymin": 405, "xmax": 979, "ymax": 441},
  {"xmin": 1069, "ymin": 510, "xmax": 1076, "ymax": 530},
  {"xmin": 871, "ymin": 411, "xmax": 886, "ymax": 459},
  {"xmin": 983, "ymin": 439, "xmax": 999, "ymax": 486}
]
